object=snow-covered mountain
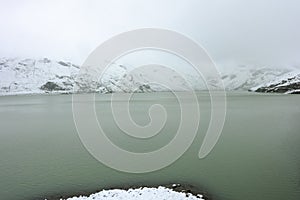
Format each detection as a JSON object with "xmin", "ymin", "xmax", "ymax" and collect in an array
[
  {"xmin": 0, "ymin": 57, "xmax": 299, "ymax": 96},
  {"xmin": 0, "ymin": 57, "xmax": 79, "ymax": 95},
  {"xmin": 249, "ymin": 72, "xmax": 300, "ymax": 94},
  {"xmin": 219, "ymin": 65, "xmax": 298, "ymax": 90}
]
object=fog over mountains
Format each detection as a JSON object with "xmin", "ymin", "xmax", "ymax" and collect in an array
[{"xmin": 1, "ymin": 57, "xmax": 300, "ymax": 96}]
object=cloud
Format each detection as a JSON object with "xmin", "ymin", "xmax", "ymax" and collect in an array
[{"xmin": 0, "ymin": 0, "xmax": 299, "ymax": 67}]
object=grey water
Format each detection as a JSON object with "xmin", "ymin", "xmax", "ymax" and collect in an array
[{"xmin": 0, "ymin": 92, "xmax": 299, "ymax": 200}]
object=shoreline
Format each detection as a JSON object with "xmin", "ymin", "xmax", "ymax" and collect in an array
[
  {"xmin": 0, "ymin": 90, "xmax": 287, "ymax": 99},
  {"xmin": 0, "ymin": 90, "xmax": 224, "ymax": 97},
  {"xmin": 1, "ymin": 89, "xmax": 298, "ymax": 98}
]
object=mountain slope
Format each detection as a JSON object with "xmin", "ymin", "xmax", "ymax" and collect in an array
[
  {"xmin": 0, "ymin": 58, "xmax": 79, "ymax": 95},
  {"xmin": 0, "ymin": 57, "xmax": 299, "ymax": 95},
  {"xmin": 249, "ymin": 72, "xmax": 300, "ymax": 94}
]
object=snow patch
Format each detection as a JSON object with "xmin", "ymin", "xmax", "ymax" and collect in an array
[{"xmin": 58, "ymin": 186, "xmax": 204, "ymax": 200}]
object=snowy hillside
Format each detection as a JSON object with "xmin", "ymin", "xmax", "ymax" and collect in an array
[
  {"xmin": 0, "ymin": 57, "xmax": 205, "ymax": 95},
  {"xmin": 249, "ymin": 71, "xmax": 300, "ymax": 94},
  {"xmin": 0, "ymin": 57, "xmax": 79, "ymax": 95},
  {"xmin": 0, "ymin": 57, "xmax": 300, "ymax": 96},
  {"xmin": 219, "ymin": 65, "xmax": 297, "ymax": 90}
]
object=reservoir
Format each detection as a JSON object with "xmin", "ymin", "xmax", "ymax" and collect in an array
[{"xmin": 0, "ymin": 92, "xmax": 299, "ymax": 200}]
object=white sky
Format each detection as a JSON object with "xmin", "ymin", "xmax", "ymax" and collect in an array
[{"xmin": 0, "ymin": 0, "xmax": 299, "ymax": 67}]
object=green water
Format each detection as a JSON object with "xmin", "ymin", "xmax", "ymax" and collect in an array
[{"xmin": 0, "ymin": 92, "xmax": 299, "ymax": 200}]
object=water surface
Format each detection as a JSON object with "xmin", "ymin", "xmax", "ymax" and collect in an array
[{"xmin": 0, "ymin": 92, "xmax": 299, "ymax": 200}]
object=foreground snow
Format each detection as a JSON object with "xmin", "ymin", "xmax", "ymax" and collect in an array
[{"xmin": 61, "ymin": 186, "xmax": 204, "ymax": 200}]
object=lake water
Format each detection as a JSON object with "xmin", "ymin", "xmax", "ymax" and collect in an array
[{"xmin": 0, "ymin": 92, "xmax": 299, "ymax": 200}]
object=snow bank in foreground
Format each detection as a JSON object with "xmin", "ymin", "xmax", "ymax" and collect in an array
[{"xmin": 61, "ymin": 186, "xmax": 204, "ymax": 200}]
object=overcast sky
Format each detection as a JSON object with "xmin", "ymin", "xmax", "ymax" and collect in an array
[{"xmin": 0, "ymin": 0, "xmax": 299, "ymax": 67}]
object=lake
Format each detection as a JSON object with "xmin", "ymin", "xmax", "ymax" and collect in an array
[{"xmin": 0, "ymin": 92, "xmax": 299, "ymax": 200}]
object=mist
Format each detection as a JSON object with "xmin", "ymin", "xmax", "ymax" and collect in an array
[{"xmin": 0, "ymin": 0, "xmax": 299, "ymax": 68}]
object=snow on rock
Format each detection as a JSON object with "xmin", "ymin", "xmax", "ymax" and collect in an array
[
  {"xmin": 219, "ymin": 65, "xmax": 298, "ymax": 91},
  {"xmin": 0, "ymin": 57, "xmax": 205, "ymax": 95},
  {"xmin": 1, "ymin": 57, "xmax": 300, "ymax": 95},
  {"xmin": 249, "ymin": 70, "xmax": 300, "ymax": 94},
  {"xmin": 60, "ymin": 186, "xmax": 204, "ymax": 200},
  {"xmin": 0, "ymin": 57, "xmax": 79, "ymax": 95}
]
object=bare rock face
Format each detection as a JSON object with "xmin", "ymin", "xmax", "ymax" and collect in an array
[{"xmin": 40, "ymin": 82, "xmax": 66, "ymax": 91}]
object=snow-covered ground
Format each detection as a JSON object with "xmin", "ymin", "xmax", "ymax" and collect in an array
[
  {"xmin": 59, "ymin": 186, "xmax": 204, "ymax": 200},
  {"xmin": 249, "ymin": 71, "xmax": 300, "ymax": 94},
  {"xmin": 219, "ymin": 64, "xmax": 300, "ymax": 90},
  {"xmin": 0, "ymin": 57, "xmax": 79, "ymax": 95},
  {"xmin": 1, "ymin": 57, "xmax": 300, "ymax": 95}
]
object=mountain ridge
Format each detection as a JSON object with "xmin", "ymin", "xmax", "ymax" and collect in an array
[{"xmin": 1, "ymin": 57, "xmax": 299, "ymax": 96}]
